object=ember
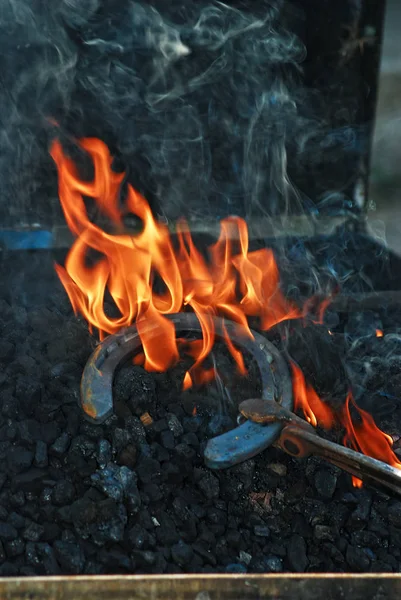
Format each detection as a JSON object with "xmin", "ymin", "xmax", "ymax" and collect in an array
[{"xmin": 51, "ymin": 137, "xmax": 401, "ymax": 481}]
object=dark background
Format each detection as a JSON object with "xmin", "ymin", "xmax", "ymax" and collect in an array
[{"xmin": 0, "ymin": 0, "xmax": 385, "ymax": 228}]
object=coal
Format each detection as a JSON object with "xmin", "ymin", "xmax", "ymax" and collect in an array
[
  {"xmin": 314, "ymin": 469, "xmax": 338, "ymax": 500},
  {"xmin": 53, "ymin": 540, "xmax": 85, "ymax": 574},
  {"xmin": 287, "ymin": 535, "xmax": 309, "ymax": 572},
  {"xmin": 0, "ymin": 252, "xmax": 401, "ymax": 576},
  {"xmin": 7, "ymin": 448, "xmax": 34, "ymax": 474}
]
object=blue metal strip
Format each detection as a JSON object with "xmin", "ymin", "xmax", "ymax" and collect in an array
[{"xmin": 0, "ymin": 230, "xmax": 53, "ymax": 250}]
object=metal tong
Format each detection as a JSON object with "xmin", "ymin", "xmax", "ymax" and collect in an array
[{"xmin": 238, "ymin": 398, "xmax": 401, "ymax": 497}]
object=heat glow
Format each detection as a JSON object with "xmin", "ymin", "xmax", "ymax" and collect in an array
[{"xmin": 51, "ymin": 137, "xmax": 401, "ymax": 483}]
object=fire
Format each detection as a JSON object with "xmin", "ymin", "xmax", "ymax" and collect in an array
[
  {"xmin": 291, "ymin": 362, "xmax": 401, "ymax": 485},
  {"xmin": 50, "ymin": 137, "xmax": 301, "ymax": 383},
  {"xmin": 51, "ymin": 136, "xmax": 401, "ymax": 483}
]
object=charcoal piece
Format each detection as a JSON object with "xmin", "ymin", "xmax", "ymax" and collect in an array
[
  {"xmin": 265, "ymin": 556, "xmax": 284, "ymax": 573},
  {"xmin": 98, "ymin": 547, "xmax": 132, "ymax": 571},
  {"xmin": 36, "ymin": 542, "xmax": 61, "ymax": 575},
  {"xmin": 22, "ymin": 522, "xmax": 45, "ymax": 543},
  {"xmin": 207, "ymin": 415, "xmax": 235, "ymax": 437},
  {"xmin": 19, "ymin": 566, "xmax": 37, "ymax": 576},
  {"xmin": 197, "ymin": 473, "xmax": 220, "ymax": 501},
  {"xmin": 8, "ymin": 512, "xmax": 26, "ymax": 529},
  {"xmin": 118, "ymin": 444, "xmax": 137, "ymax": 469},
  {"xmin": 171, "ymin": 540, "xmax": 194, "ymax": 567},
  {"xmin": 314, "ymin": 469, "xmax": 337, "ymax": 500},
  {"xmin": 0, "ymin": 562, "xmax": 18, "ymax": 576},
  {"xmin": 50, "ymin": 432, "xmax": 71, "ymax": 457},
  {"xmin": 292, "ymin": 513, "xmax": 312, "ymax": 538},
  {"xmin": 314, "ymin": 525, "xmax": 335, "ymax": 542},
  {"xmin": 1, "ymin": 422, "xmax": 16, "ymax": 442},
  {"xmin": 1, "ymin": 393, "xmax": 19, "ymax": 419},
  {"xmin": 174, "ymin": 443, "xmax": 196, "ymax": 464},
  {"xmin": 114, "ymin": 365, "xmax": 156, "ymax": 407},
  {"xmin": 10, "ymin": 491, "xmax": 25, "ymax": 507},
  {"xmin": 143, "ymin": 483, "xmax": 163, "ymax": 503},
  {"xmin": 91, "ymin": 464, "xmax": 140, "ymax": 509},
  {"xmin": 54, "ymin": 540, "xmax": 85, "ymax": 574},
  {"xmin": 96, "ymin": 439, "xmax": 112, "ymax": 468},
  {"xmin": 166, "ymin": 413, "xmax": 184, "ymax": 438},
  {"xmin": 0, "ymin": 522, "xmax": 18, "ymax": 542},
  {"xmin": 18, "ymin": 419, "xmax": 42, "ymax": 444},
  {"xmin": 131, "ymin": 549, "xmax": 158, "ymax": 568},
  {"xmin": 34, "ymin": 441, "xmax": 48, "ymax": 468},
  {"xmin": 182, "ymin": 416, "xmax": 201, "ymax": 433},
  {"xmin": 136, "ymin": 457, "xmax": 161, "ymax": 485},
  {"xmin": 0, "ymin": 340, "xmax": 15, "ymax": 360},
  {"xmin": 15, "ymin": 376, "xmax": 42, "ymax": 415},
  {"xmin": 192, "ymin": 541, "xmax": 217, "ymax": 566},
  {"xmin": 155, "ymin": 513, "xmax": 179, "ymax": 546},
  {"xmin": 128, "ymin": 524, "xmax": 149, "ymax": 550},
  {"xmin": 25, "ymin": 541, "xmax": 40, "ymax": 568},
  {"xmin": 225, "ymin": 563, "xmax": 247, "ymax": 573},
  {"xmin": 5, "ymin": 537, "xmax": 24, "ymax": 558},
  {"xmin": 125, "ymin": 416, "xmax": 147, "ymax": 446},
  {"xmin": 346, "ymin": 544, "xmax": 371, "ymax": 572},
  {"xmin": 181, "ymin": 433, "xmax": 199, "ymax": 448},
  {"xmin": 7, "ymin": 447, "xmax": 34, "ymax": 473},
  {"xmin": 150, "ymin": 442, "xmax": 170, "ymax": 463},
  {"xmin": 160, "ymin": 430, "xmax": 175, "ymax": 450},
  {"xmin": 287, "ymin": 535, "xmax": 309, "ymax": 573},
  {"xmin": 111, "ymin": 428, "xmax": 131, "ymax": 454},
  {"xmin": 0, "ymin": 541, "xmax": 5, "ymax": 563},
  {"xmin": 12, "ymin": 469, "xmax": 47, "ymax": 493},
  {"xmin": 71, "ymin": 497, "xmax": 127, "ymax": 545},
  {"xmin": 0, "ymin": 506, "xmax": 7, "ymax": 521},
  {"xmin": 229, "ymin": 460, "xmax": 255, "ymax": 492},
  {"xmin": 389, "ymin": 527, "xmax": 401, "ymax": 547},
  {"xmin": 226, "ymin": 529, "xmax": 241, "ymax": 549},
  {"xmin": 347, "ymin": 492, "xmax": 373, "ymax": 531},
  {"xmin": 41, "ymin": 422, "xmax": 61, "ymax": 445},
  {"xmin": 52, "ymin": 480, "xmax": 76, "ymax": 506},
  {"xmin": 0, "ymin": 474, "xmax": 6, "ymax": 495},
  {"xmin": 388, "ymin": 502, "xmax": 401, "ymax": 529},
  {"xmin": 254, "ymin": 525, "xmax": 271, "ymax": 538},
  {"xmin": 153, "ymin": 419, "xmax": 168, "ymax": 433},
  {"xmin": 42, "ymin": 523, "xmax": 61, "ymax": 543},
  {"xmin": 351, "ymin": 530, "xmax": 380, "ymax": 549}
]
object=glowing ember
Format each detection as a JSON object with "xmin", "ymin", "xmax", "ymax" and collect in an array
[{"xmin": 51, "ymin": 136, "xmax": 401, "ymax": 483}]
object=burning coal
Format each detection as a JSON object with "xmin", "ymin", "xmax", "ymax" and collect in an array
[{"xmin": 51, "ymin": 137, "xmax": 401, "ymax": 484}]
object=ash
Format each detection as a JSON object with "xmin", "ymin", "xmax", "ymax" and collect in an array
[{"xmin": 0, "ymin": 249, "xmax": 401, "ymax": 576}]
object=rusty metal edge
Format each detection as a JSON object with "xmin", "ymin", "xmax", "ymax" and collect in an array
[{"xmin": 0, "ymin": 574, "xmax": 400, "ymax": 600}]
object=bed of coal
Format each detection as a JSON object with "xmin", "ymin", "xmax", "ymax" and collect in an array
[{"xmin": 1, "ymin": 234, "xmax": 401, "ymax": 577}]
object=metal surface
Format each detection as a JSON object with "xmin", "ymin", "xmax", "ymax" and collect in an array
[
  {"xmin": 240, "ymin": 398, "xmax": 401, "ymax": 497},
  {"xmin": 0, "ymin": 215, "xmax": 353, "ymax": 250},
  {"xmin": 0, "ymin": 574, "xmax": 401, "ymax": 600},
  {"xmin": 81, "ymin": 313, "xmax": 293, "ymax": 468}
]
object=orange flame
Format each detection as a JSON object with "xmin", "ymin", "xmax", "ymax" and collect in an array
[
  {"xmin": 50, "ymin": 137, "xmax": 301, "ymax": 382},
  {"xmin": 51, "ymin": 136, "xmax": 401, "ymax": 483}
]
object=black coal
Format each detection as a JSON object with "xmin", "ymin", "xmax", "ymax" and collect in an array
[{"xmin": 0, "ymin": 245, "xmax": 401, "ymax": 576}]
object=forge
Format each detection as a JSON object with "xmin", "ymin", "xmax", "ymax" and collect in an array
[{"xmin": 2, "ymin": 0, "xmax": 401, "ymax": 598}]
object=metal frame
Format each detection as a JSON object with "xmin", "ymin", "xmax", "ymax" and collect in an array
[{"xmin": 1, "ymin": 574, "xmax": 400, "ymax": 599}]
